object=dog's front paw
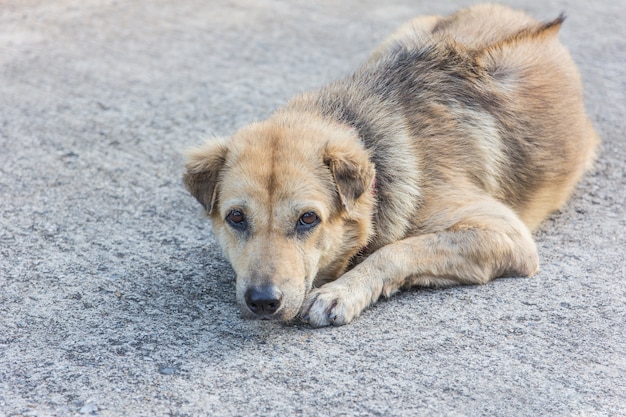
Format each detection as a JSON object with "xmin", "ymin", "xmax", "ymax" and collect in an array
[{"xmin": 301, "ymin": 281, "xmax": 367, "ymax": 327}]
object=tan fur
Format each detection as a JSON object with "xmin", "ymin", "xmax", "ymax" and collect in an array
[{"xmin": 184, "ymin": 4, "xmax": 599, "ymax": 326}]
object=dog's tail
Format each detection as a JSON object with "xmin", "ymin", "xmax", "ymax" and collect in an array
[
  {"xmin": 473, "ymin": 13, "xmax": 567, "ymax": 75},
  {"xmin": 520, "ymin": 13, "xmax": 566, "ymax": 41},
  {"xmin": 482, "ymin": 13, "xmax": 565, "ymax": 52}
]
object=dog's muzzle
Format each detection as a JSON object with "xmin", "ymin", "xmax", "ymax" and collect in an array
[{"xmin": 244, "ymin": 284, "xmax": 283, "ymax": 318}]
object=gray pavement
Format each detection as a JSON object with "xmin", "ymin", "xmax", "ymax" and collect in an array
[{"xmin": 1, "ymin": 1, "xmax": 625, "ymax": 416}]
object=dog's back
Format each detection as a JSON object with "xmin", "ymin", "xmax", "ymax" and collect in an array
[
  {"xmin": 432, "ymin": 5, "xmax": 599, "ymax": 229},
  {"xmin": 294, "ymin": 4, "xmax": 599, "ymax": 233}
]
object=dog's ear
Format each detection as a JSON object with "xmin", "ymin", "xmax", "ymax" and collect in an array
[
  {"xmin": 183, "ymin": 138, "xmax": 228, "ymax": 214},
  {"xmin": 324, "ymin": 140, "xmax": 375, "ymax": 211}
]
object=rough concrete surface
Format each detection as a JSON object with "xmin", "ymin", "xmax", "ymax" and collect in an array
[{"xmin": 0, "ymin": 0, "xmax": 624, "ymax": 416}]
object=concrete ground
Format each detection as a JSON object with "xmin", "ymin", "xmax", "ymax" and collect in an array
[{"xmin": 1, "ymin": 0, "xmax": 624, "ymax": 416}]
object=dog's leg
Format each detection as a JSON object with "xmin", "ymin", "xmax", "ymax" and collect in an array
[{"xmin": 301, "ymin": 198, "xmax": 539, "ymax": 327}]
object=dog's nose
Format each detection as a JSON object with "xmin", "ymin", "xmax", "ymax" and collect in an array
[{"xmin": 244, "ymin": 285, "xmax": 283, "ymax": 316}]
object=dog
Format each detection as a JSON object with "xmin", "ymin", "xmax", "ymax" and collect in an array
[{"xmin": 184, "ymin": 4, "xmax": 599, "ymax": 327}]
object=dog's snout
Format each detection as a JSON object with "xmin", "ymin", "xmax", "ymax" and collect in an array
[{"xmin": 244, "ymin": 285, "xmax": 283, "ymax": 316}]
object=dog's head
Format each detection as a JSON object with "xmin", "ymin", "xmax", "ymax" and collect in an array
[{"xmin": 184, "ymin": 113, "xmax": 375, "ymax": 321}]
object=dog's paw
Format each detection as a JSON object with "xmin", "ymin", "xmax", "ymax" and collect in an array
[{"xmin": 300, "ymin": 281, "xmax": 367, "ymax": 327}]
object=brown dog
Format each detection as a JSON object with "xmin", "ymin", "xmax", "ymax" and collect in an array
[{"xmin": 184, "ymin": 4, "xmax": 599, "ymax": 327}]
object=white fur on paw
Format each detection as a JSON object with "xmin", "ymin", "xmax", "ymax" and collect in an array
[{"xmin": 301, "ymin": 282, "xmax": 363, "ymax": 327}]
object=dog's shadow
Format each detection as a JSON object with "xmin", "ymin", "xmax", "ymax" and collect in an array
[{"xmin": 100, "ymin": 244, "xmax": 315, "ymax": 366}]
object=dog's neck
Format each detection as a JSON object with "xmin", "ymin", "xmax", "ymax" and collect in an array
[{"xmin": 353, "ymin": 175, "xmax": 378, "ymax": 261}]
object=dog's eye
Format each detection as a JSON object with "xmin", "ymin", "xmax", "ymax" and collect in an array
[
  {"xmin": 298, "ymin": 212, "xmax": 320, "ymax": 230},
  {"xmin": 226, "ymin": 210, "xmax": 246, "ymax": 229}
]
